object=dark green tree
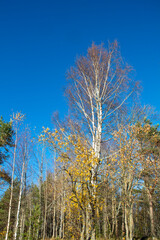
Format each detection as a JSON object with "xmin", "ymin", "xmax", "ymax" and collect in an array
[{"xmin": 0, "ymin": 117, "xmax": 14, "ymax": 183}]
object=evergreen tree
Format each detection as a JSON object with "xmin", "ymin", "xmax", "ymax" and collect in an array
[{"xmin": 0, "ymin": 117, "xmax": 14, "ymax": 183}]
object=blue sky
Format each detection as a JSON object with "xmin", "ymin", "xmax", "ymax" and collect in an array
[{"xmin": 0, "ymin": 0, "xmax": 160, "ymax": 132}]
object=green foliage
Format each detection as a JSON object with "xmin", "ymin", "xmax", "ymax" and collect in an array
[
  {"xmin": 0, "ymin": 179, "xmax": 20, "ymax": 233},
  {"xmin": 0, "ymin": 116, "xmax": 14, "ymax": 165},
  {"xmin": 23, "ymin": 184, "xmax": 41, "ymax": 240},
  {"xmin": 24, "ymin": 203, "xmax": 41, "ymax": 240},
  {"xmin": 0, "ymin": 117, "xmax": 14, "ymax": 184}
]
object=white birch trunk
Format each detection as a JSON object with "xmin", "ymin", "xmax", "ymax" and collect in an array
[
  {"xmin": 59, "ymin": 174, "xmax": 65, "ymax": 239},
  {"xmin": 14, "ymin": 159, "xmax": 25, "ymax": 240},
  {"xmin": 36, "ymin": 144, "xmax": 44, "ymax": 240},
  {"xmin": 52, "ymin": 179, "xmax": 56, "ymax": 238},
  {"xmin": 129, "ymin": 203, "xmax": 133, "ymax": 240},
  {"xmin": 5, "ymin": 127, "xmax": 18, "ymax": 240},
  {"xmin": 43, "ymin": 170, "xmax": 48, "ymax": 240}
]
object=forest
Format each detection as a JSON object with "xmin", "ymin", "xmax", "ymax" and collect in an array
[{"xmin": 0, "ymin": 41, "xmax": 160, "ymax": 240}]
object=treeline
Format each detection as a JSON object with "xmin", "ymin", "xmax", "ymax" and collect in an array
[{"xmin": 0, "ymin": 42, "xmax": 160, "ymax": 240}]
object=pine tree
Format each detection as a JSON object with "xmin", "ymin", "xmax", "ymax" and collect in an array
[{"xmin": 0, "ymin": 117, "xmax": 14, "ymax": 183}]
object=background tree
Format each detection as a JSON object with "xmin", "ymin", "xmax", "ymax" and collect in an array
[
  {"xmin": 136, "ymin": 119, "xmax": 160, "ymax": 238},
  {"xmin": 0, "ymin": 117, "xmax": 14, "ymax": 184}
]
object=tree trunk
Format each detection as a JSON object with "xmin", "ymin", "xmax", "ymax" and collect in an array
[
  {"xmin": 28, "ymin": 196, "xmax": 32, "ymax": 240},
  {"xmin": 80, "ymin": 212, "xmax": 86, "ymax": 240},
  {"xmin": 19, "ymin": 209, "xmax": 25, "ymax": 240},
  {"xmin": 121, "ymin": 200, "xmax": 125, "ymax": 238},
  {"xmin": 59, "ymin": 174, "xmax": 65, "ymax": 239},
  {"xmin": 36, "ymin": 145, "xmax": 44, "ymax": 240},
  {"xmin": 129, "ymin": 203, "xmax": 133, "ymax": 240},
  {"xmin": 86, "ymin": 207, "xmax": 89, "ymax": 240},
  {"xmin": 43, "ymin": 155, "xmax": 48, "ymax": 240},
  {"xmin": 14, "ymin": 159, "xmax": 25, "ymax": 240},
  {"xmin": 103, "ymin": 197, "xmax": 107, "ymax": 238},
  {"xmin": 147, "ymin": 189, "xmax": 155, "ymax": 237},
  {"xmin": 52, "ymin": 180, "xmax": 56, "ymax": 238},
  {"xmin": 42, "ymin": 179, "xmax": 47, "ymax": 240},
  {"xmin": 111, "ymin": 188, "xmax": 115, "ymax": 236},
  {"xmin": 5, "ymin": 127, "xmax": 18, "ymax": 240},
  {"xmin": 59, "ymin": 196, "xmax": 64, "ymax": 238},
  {"xmin": 124, "ymin": 202, "xmax": 129, "ymax": 240}
]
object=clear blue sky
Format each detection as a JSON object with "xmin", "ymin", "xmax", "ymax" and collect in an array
[{"xmin": 0, "ymin": 0, "xmax": 160, "ymax": 132}]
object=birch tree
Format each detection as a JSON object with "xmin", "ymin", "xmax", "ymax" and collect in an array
[
  {"xmin": 66, "ymin": 41, "xmax": 135, "ymax": 240},
  {"xmin": 13, "ymin": 128, "xmax": 31, "ymax": 240},
  {"xmin": 5, "ymin": 113, "xmax": 24, "ymax": 240}
]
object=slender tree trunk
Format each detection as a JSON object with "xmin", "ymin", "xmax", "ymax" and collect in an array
[
  {"xmin": 59, "ymin": 174, "xmax": 65, "ymax": 239},
  {"xmin": 43, "ymin": 153, "xmax": 48, "ymax": 240},
  {"xmin": 28, "ymin": 195, "xmax": 32, "ymax": 240},
  {"xmin": 14, "ymin": 159, "xmax": 25, "ymax": 240},
  {"xmin": 124, "ymin": 202, "xmax": 129, "ymax": 240},
  {"xmin": 19, "ymin": 208, "xmax": 25, "ymax": 240},
  {"xmin": 52, "ymin": 178, "xmax": 56, "ymax": 238},
  {"xmin": 19, "ymin": 171, "xmax": 27, "ymax": 240},
  {"xmin": 87, "ymin": 205, "xmax": 96, "ymax": 240},
  {"xmin": 111, "ymin": 188, "xmax": 115, "ymax": 236},
  {"xmin": 59, "ymin": 204, "xmax": 64, "ymax": 238},
  {"xmin": 147, "ymin": 189, "xmax": 155, "ymax": 237},
  {"xmin": 19, "ymin": 211, "xmax": 23, "ymax": 240},
  {"xmin": 86, "ymin": 206, "xmax": 89, "ymax": 240},
  {"xmin": 52, "ymin": 152, "xmax": 57, "ymax": 239},
  {"xmin": 80, "ymin": 212, "xmax": 86, "ymax": 240},
  {"xmin": 121, "ymin": 179, "xmax": 125, "ymax": 239},
  {"xmin": 129, "ymin": 203, "xmax": 133, "ymax": 240},
  {"xmin": 56, "ymin": 225, "xmax": 58, "ymax": 239},
  {"xmin": 96, "ymin": 207, "xmax": 101, "ymax": 238},
  {"xmin": 5, "ymin": 127, "xmax": 18, "ymax": 240},
  {"xmin": 103, "ymin": 197, "xmax": 107, "ymax": 239},
  {"xmin": 36, "ymin": 145, "xmax": 44, "ymax": 240},
  {"xmin": 62, "ymin": 191, "xmax": 65, "ymax": 238},
  {"xmin": 115, "ymin": 211, "xmax": 118, "ymax": 238},
  {"xmin": 42, "ymin": 179, "xmax": 47, "ymax": 240}
]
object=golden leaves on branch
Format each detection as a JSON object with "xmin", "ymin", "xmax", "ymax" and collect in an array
[{"xmin": 39, "ymin": 127, "xmax": 99, "ymax": 181}]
